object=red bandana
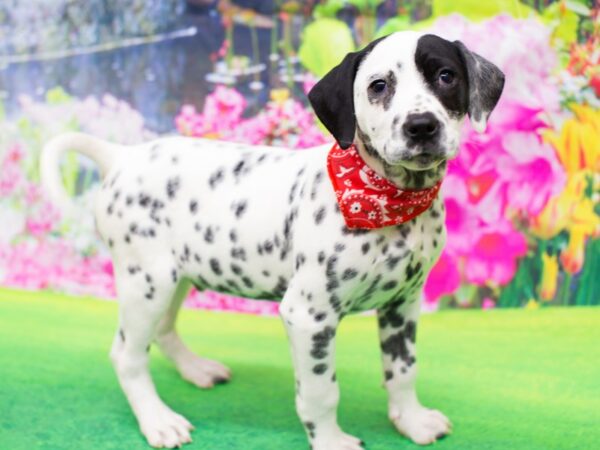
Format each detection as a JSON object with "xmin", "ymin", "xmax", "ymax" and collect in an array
[{"xmin": 326, "ymin": 143, "xmax": 442, "ymax": 230}]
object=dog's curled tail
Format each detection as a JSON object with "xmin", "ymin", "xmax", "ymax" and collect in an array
[{"xmin": 40, "ymin": 132, "xmax": 120, "ymax": 215}]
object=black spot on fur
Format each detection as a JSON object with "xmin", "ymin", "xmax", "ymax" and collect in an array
[
  {"xmin": 329, "ymin": 293, "xmax": 342, "ymax": 313},
  {"xmin": 295, "ymin": 253, "xmax": 306, "ymax": 270},
  {"xmin": 378, "ymin": 298, "xmax": 405, "ymax": 329},
  {"xmin": 314, "ymin": 207, "xmax": 326, "ymax": 225},
  {"xmin": 315, "ymin": 312, "xmax": 327, "ymax": 322},
  {"xmin": 380, "ymin": 320, "xmax": 417, "ymax": 366},
  {"xmin": 166, "ymin": 177, "xmax": 180, "ymax": 199},
  {"xmin": 311, "ymin": 171, "xmax": 324, "ymax": 201},
  {"xmin": 361, "ymin": 242, "xmax": 370, "ymax": 254},
  {"xmin": 386, "ymin": 255, "xmax": 403, "ymax": 270},
  {"xmin": 272, "ymin": 276, "xmax": 288, "ymax": 298},
  {"xmin": 139, "ymin": 194, "xmax": 151, "ymax": 208},
  {"xmin": 209, "ymin": 168, "xmax": 225, "ymax": 189},
  {"xmin": 317, "ymin": 251, "xmax": 326, "ymax": 265},
  {"xmin": 313, "ymin": 364, "xmax": 328, "ymax": 375},
  {"xmin": 342, "ymin": 268, "xmax": 358, "ymax": 280},
  {"xmin": 304, "ymin": 421, "xmax": 316, "ymax": 439},
  {"xmin": 189, "ymin": 200, "xmax": 198, "ymax": 214},
  {"xmin": 204, "ymin": 226, "xmax": 214, "ymax": 243},
  {"xmin": 264, "ymin": 240, "xmax": 274, "ymax": 254},
  {"xmin": 406, "ymin": 261, "xmax": 422, "ymax": 279},
  {"xmin": 232, "ymin": 160, "xmax": 246, "ymax": 178},
  {"xmin": 325, "ymin": 255, "xmax": 339, "ymax": 292},
  {"xmin": 232, "ymin": 200, "xmax": 247, "ymax": 218},
  {"xmin": 231, "ymin": 247, "xmax": 247, "ymax": 261},
  {"xmin": 382, "ymin": 280, "xmax": 398, "ymax": 291},
  {"xmin": 209, "ymin": 258, "xmax": 222, "ymax": 275}
]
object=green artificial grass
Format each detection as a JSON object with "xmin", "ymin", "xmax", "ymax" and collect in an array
[{"xmin": 0, "ymin": 288, "xmax": 599, "ymax": 450}]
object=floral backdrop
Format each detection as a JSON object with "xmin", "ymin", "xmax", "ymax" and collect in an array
[{"xmin": 0, "ymin": 0, "xmax": 598, "ymax": 313}]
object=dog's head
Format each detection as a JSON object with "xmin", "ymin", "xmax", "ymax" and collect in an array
[{"xmin": 308, "ymin": 31, "xmax": 504, "ymax": 171}]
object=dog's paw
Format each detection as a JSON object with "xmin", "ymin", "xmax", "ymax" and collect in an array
[
  {"xmin": 312, "ymin": 430, "xmax": 364, "ymax": 450},
  {"xmin": 391, "ymin": 407, "xmax": 451, "ymax": 445},
  {"xmin": 177, "ymin": 355, "xmax": 231, "ymax": 389},
  {"xmin": 139, "ymin": 405, "xmax": 194, "ymax": 448}
]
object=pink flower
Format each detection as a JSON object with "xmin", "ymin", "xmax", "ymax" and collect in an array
[
  {"xmin": 302, "ymin": 73, "xmax": 318, "ymax": 96},
  {"xmin": 175, "ymin": 86, "xmax": 327, "ymax": 149},
  {"xmin": 202, "ymin": 85, "xmax": 246, "ymax": 131},
  {"xmin": 424, "ymin": 251, "xmax": 461, "ymax": 304},
  {"xmin": 499, "ymin": 132, "xmax": 565, "ymax": 215},
  {"xmin": 441, "ymin": 174, "xmax": 480, "ymax": 254},
  {"xmin": 482, "ymin": 298, "xmax": 496, "ymax": 309},
  {"xmin": 464, "ymin": 221, "xmax": 527, "ymax": 286}
]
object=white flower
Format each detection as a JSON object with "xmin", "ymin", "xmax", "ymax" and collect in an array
[{"xmin": 350, "ymin": 202, "xmax": 361, "ymax": 213}]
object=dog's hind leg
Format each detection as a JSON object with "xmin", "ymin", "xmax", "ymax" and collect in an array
[
  {"xmin": 110, "ymin": 261, "xmax": 194, "ymax": 448},
  {"xmin": 155, "ymin": 279, "xmax": 231, "ymax": 388}
]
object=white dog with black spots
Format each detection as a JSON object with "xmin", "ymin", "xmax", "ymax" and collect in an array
[{"xmin": 41, "ymin": 31, "xmax": 504, "ymax": 450}]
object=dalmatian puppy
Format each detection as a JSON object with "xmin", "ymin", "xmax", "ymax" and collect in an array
[{"xmin": 41, "ymin": 31, "xmax": 503, "ymax": 450}]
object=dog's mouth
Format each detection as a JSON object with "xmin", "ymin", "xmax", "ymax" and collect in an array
[
  {"xmin": 405, "ymin": 152, "xmax": 445, "ymax": 169},
  {"xmin": 385, "ymin": 149, "xmax": 447, "ymax": 171}
]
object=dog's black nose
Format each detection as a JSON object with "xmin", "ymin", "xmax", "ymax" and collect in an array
[{"xmin": 403, "ymin": 113, "xmax": 440, "ymax": 142}]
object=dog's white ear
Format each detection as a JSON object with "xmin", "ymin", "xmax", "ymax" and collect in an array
[
  {"xmin": 308, "ymin": 38, "xmax": 385, "ymax": 149},
  {"xmin": 453, "ymin": 41, "xmax": 505, "ymax": 134}
]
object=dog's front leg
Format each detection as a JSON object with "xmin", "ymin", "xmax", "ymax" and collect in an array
[
  {"xmin": 377, "ymin": 297, "xmax": 452, "ymax": 445},
  {"xmin": 280, "ymin": 293, "xmax": 364, "ymax": 450}
]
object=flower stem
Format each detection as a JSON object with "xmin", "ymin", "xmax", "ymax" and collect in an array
[{"xmin": 561, "ymin": 272, "xmax": 572, "ymax": 306}]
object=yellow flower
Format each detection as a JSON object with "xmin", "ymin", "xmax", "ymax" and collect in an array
[
  {"xmin": 540, "ymin": 252, "xmax": 559, "ymax": 301},
  {"xmin": 202, "ymin": 132, "xmax": 221, "ymax": 140},
  {"xmin": 270, "ymin": 88, "xmax": 290, "ymax": 105},
  {"xmin": 560, "ymin": 198, "xmax": 600, "ymax": 274},
  {"xmin": 526, "ymin": 299, "xmax": 540, "ymax": 310},
  {"xmin": 530, "ymin": 171, "xmax": 589, "ymax": 239},
  {"xmin": 545, "ymin": 105, "xmax": 600, "ymax": 174}
]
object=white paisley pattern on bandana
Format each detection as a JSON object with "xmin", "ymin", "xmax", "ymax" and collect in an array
[{"xmin": 326, "ymin": 143, "xmax": 442, "ymax": 230}]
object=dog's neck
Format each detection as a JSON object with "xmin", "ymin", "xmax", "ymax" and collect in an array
[{"xmin": 354, "ymin": 136, "xmax": 447, "ymax": 191}]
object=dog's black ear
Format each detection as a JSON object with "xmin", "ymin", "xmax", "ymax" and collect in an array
[
  {"xmin": 453, "ymin": 40, "xmax": 505, "ymax": 134},
  {"xmin": 308, "ymin": 38, "xmax": 384, "ymax": 149}
]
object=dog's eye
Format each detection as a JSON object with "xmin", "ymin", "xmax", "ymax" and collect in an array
[
  {"xmin": 438, "ymin": 70, "xmax": 455, "ymax": 85},
  {"xmin": 369, "ymin": 80, "xmax": 387, "ymax": 94}
]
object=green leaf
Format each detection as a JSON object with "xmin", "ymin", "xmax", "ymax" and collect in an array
[
  {"xmin": 46, "ymin": 87, "xmax": 71, "ymax": 105},
  {"xmin": 298, "ymin": 18, "xmax": 356, "ymax": 77},
  {"xmin": 565, "ymin": 0, "xmax": 591, "ymax": 16},
  {"xmin": 347, "ymin": 0, "xmax": 385, "ymax": 14},
  {"xmin": 431, "ymin": 0, "xmax": 538, "ymax": 21},
  {"xmin": 541, "ymin": 2, "xmax": 579, "ymax": 46},
  {"xmin": 313, "ymin": 0, "xmax": 347, "ymax": 19},
  {"xmin": 375, "ymin": 16, "xmax": 411, "ymax": 39}
]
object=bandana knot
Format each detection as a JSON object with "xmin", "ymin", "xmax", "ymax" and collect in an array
[{"xmin": 326, "ymin": 143, "xmax": 442, "ymax": 230}]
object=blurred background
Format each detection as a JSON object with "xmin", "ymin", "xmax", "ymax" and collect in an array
[{"xmin": 0, "ymin": 0, "xmax": 598, "ymax": 313}]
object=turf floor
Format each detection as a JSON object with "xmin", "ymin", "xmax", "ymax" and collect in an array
[{"xmin": 0, "ymin": 288, "xmax": 599, "ymax": 450}]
